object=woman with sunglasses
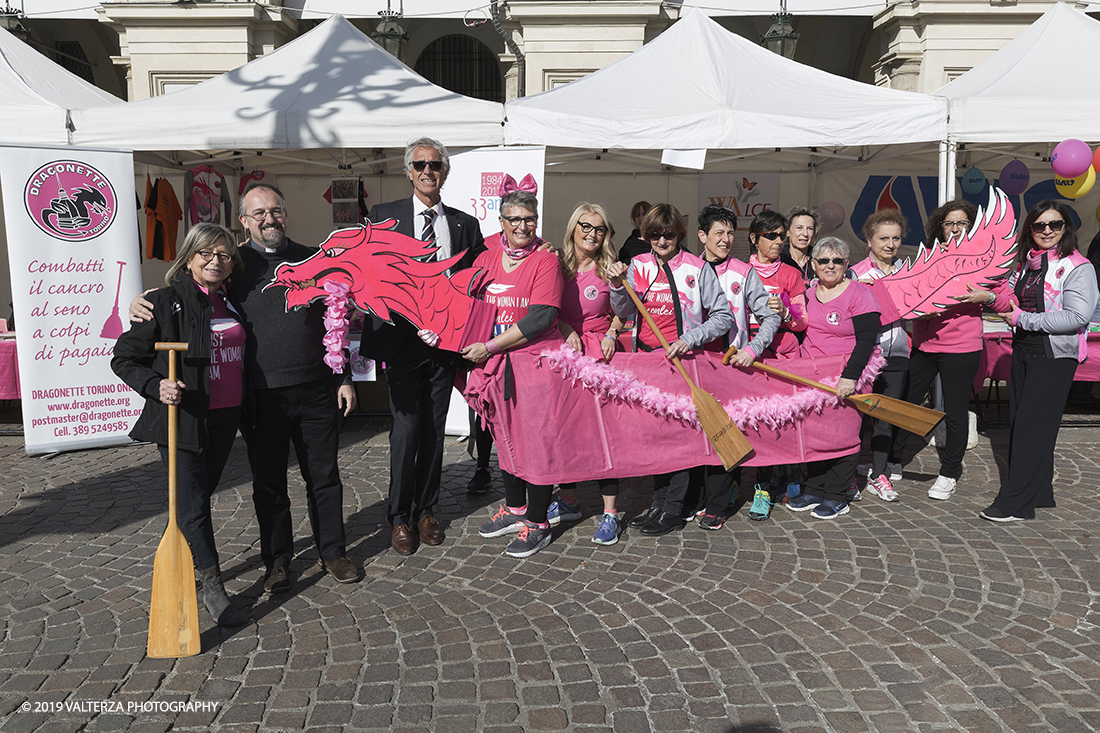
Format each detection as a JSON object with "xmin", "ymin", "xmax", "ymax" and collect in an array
[
  {"xmin": 980, "ymin": 201, "xmax": 1098, "ymax": 522},
  {"xmin": 607, "ymin": 203, "xmax": 733, "ymax": 536},
  {"xmin": 741, "ymin": 210, "xmax": 809, "ymax": 520},
  {"xmin": 898, "ymin": 199, "xmax": 1008, "ymax": 503},
  {"xmin": 112, "ymin": 223, "xmax": 248, "ymax": 627},
  {"xmin": 464, "ymin": 188, "xmax": 565, "ymax": 557},
  {"xmin": 850, "ymin": 209, "xmax": 911, "ymax": 502},
  {"xmin": 786, "ymin": 236, "xmax": 880, "ymax": 519},
  {"xmin": 546, "ymin": 203, "xmax": 628, "ymax": 545}
]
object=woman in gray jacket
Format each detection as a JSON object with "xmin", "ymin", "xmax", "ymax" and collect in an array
[{"xmin": 981, "ymin": 200, "xmax": 1100, "ymax": 522}]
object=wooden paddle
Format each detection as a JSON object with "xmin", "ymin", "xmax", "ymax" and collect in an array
[
  {"xmin": 722, "ymin": 345, "xmax": 945, "ymax": 437},
  {"xmin": 147, "ymin": 342, "xmax": 200, "ymax": 659},
  {"xmin": 622, "ymin": 286, "xmax": 753, "ymax": 469}
]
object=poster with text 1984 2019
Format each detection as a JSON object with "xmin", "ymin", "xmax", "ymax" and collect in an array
[{"xmin": 0, "ymin": 146, "xmax": 144, "ymax": 455}]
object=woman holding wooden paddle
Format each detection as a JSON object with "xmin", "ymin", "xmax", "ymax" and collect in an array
[
  {"xmin": 607, "ymin": 203, "xmax": 734, "ymax": 536},
  {"xmin": 786, "ymin": 236, "xmax": 880, "ymax": 520},
  {"xmin": 112, "ymin": 223, "xmax": 248, "ymax": 628}
]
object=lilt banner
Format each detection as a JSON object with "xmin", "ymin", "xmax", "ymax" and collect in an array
[{"xmin": 0, "ymin": 145, "xmax": 144, "ymax": 454}]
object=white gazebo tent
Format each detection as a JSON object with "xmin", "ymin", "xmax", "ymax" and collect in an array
[
  {"xmin": 504, "ymin": 9, "xmax": 947, "ymax": 155},
  {"xmin": 70, "ymin": 14, "xmax": 505, "ymax": 152},
  {"xmin": 0, "ymin": 26, "xmax": 121, "ymax": 146},
  {"xmin": 934, "ymin": 3, "xmax": 1100, "ymax": 202}
]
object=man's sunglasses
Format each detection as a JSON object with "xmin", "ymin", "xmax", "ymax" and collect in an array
[{"xmin": 411, "ymin": 160, "xmax": 444, "ymax": 172}]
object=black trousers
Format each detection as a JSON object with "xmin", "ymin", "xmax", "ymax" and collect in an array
[
  {"xmin": 247, "ymin": 379, "xmax": 346, "ymax": 569},
  {"xmin": 868, "ymin": 355, "xmax": 909, "ymax": 477},
  {"xmin": 804, "ymin": 452, "xmax": 859, "ymax": 502},
  {"xmin": 502, "ymin": 470, "xmax": 552, "ymax": 525},
  {"xmin": 385, "ymin": 354, "xmax": 455, "ymax": 527},
  {"xmin": 703, "ymin": 466, "xmax": 736, "ymax": 514},
  {"xmin": 990, "ymin": 351, "xmax": 1076, "ymax": 519},
  {"xmin": 652, "ymin": 470, "xmax": 691, "ymax": 515},
  {"xmin": 900, "ymin": 349, "xmax": 980, "ymax": 480},
  {"xmin": 159, "ymin": 406, "xmax": 240, "ymax": 570}
]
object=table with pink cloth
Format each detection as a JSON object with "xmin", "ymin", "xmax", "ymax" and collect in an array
[
  {"xmin": 0, "ymin": 338, "xmax": 19, "ymax": 399},
  {"xmin": 975, "ymin": 329, "xmax": 1100, "ymax": 393}
]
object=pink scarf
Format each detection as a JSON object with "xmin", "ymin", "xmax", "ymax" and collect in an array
[
  {"xmin": 1026, "ymin": 247, "xmax": 1048, "ymax": 271},
  {"xmin": 499, "ymin": 230, "xmax": 545, "ymax": 260},
  {"xmin": 749, "ymin": 253, "xmax": 782, "ymax": 279}
]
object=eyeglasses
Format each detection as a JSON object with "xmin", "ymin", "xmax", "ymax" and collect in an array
[
  {"xmin": 196, "ymin": 250, "xmax": 233, "ymax": 264},
  {"xmin": 247, "ymin": 208, "xmax": 285, "ymax": 222},
  {"xmin": 502, "ymin": 215, "xmax": 538, "ymax": 227},
  {"xmin": 411, "ymin": 160, "xmax": 444, "ymax": 172},
  {"xmin": 647, "ymin": 231, "xmax": 679, "ymax": 242},
  {"xmin": 943, "ymin": 219, "xmax": 970, "ymax": 230},
  {"xmin": 815, "ymin": 257, "xmax": 847, "ymax": 266},
  {"xmin": 578, "ymin": 222, "xmax": 609, "ymax": 237},
  {"xmin": 1031, "ymin": 220, "xmax": 1065, "ymax": 234},
  {"xmin": 755, "ymin": 231, "xmax": 784, "ymax": 241}
]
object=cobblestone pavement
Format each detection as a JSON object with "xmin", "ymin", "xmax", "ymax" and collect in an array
[{"xmin": 0, "ymin": 405, "xmax": 1099, "ymax": 733}]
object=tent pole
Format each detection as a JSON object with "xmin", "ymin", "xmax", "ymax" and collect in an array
[{"xmin": 937, "ymin": 139, "xmax": 958, "ymax": 205}]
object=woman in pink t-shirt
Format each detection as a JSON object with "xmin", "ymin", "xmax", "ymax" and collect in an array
[
  {"xmin": 112, "ymin": 223, "xmax": 247, "ymax": 627},
  {"xmin": 547, "ymin": 203, "xmax": 626, "ymax": 546},
  {"xmin": 787, "ymin": 236, "xmax": 880, "ymax": 520},
  {"xmin": 464, "ymin": 189, "xmax": 565, "ymax": 559},
  {"xmin": 747, "ymin": 209, "xmax": 808, "ymax": 357}
]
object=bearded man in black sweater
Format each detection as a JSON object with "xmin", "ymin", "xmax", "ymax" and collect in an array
[{"xmin": 131, "ymin": 182, "xmax": 359, "ymax": 594}]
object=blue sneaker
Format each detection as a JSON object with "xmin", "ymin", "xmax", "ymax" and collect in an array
[
  {"xmin": 786, "ymin": 493, "xmax": 823, "ymax": 512},
  {"xmin": 786, "ymin": 481, "xmax": 801, "ymax": 500},
  {"xmin": 547, "ymin": 497, "xmax": 583, "ymax": 526},
  {"xmin": 812, "ymin": 499, "xmax": 850, "ymax": 519},
  {"xmin": 591, "ymin": 513, "xmax": 621, "ymax": 545}
]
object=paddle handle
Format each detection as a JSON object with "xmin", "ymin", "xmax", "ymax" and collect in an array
[
  {"xmin": 621, "ymin": 281, "xmax": 694, "ymax": 386},
  {"xmin": 155, "ymin": 343, "xmax": 188, "ymax": 530},
  {"xmin": 722, "ymin": 344, "xmax": 840, "ymax": 394}
]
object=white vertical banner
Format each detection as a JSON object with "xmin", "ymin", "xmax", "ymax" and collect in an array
[
  {"xmin": 440, "ymin": 146, "xmax": 546, "ymax": 436},
  {"xmin": 445, "ymin": 146, "xmax": 547, "ymax": 241},
  {"xmin": 0, "ymin": 145, "xmax": 144, "ymax": 454}
]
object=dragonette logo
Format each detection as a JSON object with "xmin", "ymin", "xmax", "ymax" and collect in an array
[
  {"xmin": 25, "ymin": 160, "xmax": 116, "ymax": 241},
  {"xmin": 826, "ymin": 311, "xmax": 842, "ymax": 326},
  {"xmin": 1056, "ymin": 266, "xmax": 1065, "ymax": 279},
  {"xmin": 685, "ymin": 275, "xmax": 696, "ymax": 288},
  {"xmin": 583, "ymin": 285, "xmax": 599, "ymax": 301},
  {"xmin": 730, "ymin": 282, "xmax": 742, "ymax": 296}
]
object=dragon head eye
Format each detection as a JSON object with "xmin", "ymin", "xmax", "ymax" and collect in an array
[{"xmin": 324, "ymin": 247, "xmax": 346, "ymax": 257}]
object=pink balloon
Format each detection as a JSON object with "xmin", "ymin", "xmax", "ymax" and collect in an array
[
  {"xmin": 1051, "ymin": 139, "xmax": 1093, "ymax": 179},
  {"xmin": 1094, "ymin": 146, "xmax": 1100, "ymax": 174},
  {"xmin": 818, "ymin": 201, "xmax": 844, "ymax": 234},
  {"xmin": 998, "ymin": 160, "xmax": 1030, "ymax": 196}
]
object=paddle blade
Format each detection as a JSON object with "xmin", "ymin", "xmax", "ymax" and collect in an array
[
  {"xmin": 849, "ymin": 393, "xmax": 945, "ymax": 436},
  {"xmin": 691, "ymin": 384, "xmax": 754, "ymax": 470},
  {"xmin": 147, "ymin": 526, "xmax": 200, "ymax": 658}
]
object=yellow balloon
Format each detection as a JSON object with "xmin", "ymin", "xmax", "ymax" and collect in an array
[{"xmin": 1056, "ymin": 166, "xmax": 1096, "ymax": 199}]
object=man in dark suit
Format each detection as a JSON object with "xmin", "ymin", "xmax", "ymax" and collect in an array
[{"xmin": 361, "ymin": 138, "xmax": 487, "ymax": 556}]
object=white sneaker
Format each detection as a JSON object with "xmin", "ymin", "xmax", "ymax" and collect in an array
[
  {"xmin": 928, "ymin": 475, "xmax": 957, "ymax": 500},
  {"xmin": 867, "ymin": 475, "xmax": 900, "ymax": 502},
  {"xmin": 887, "ymin": 463, "xmax": 902, "ymax": 482}
]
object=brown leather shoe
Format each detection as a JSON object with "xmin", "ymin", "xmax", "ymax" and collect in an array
[
  {"xmin": 391, "ymin": 524, "xmax": 417, "ymax": 556},
  {"xmin": 417, "ymin": 516, "xmax": 445, "ymax": 546}
]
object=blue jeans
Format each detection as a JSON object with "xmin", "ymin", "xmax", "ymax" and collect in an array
[{"xmin": 158, "ymin": 406, "xmax": 241, "ymax": 569}]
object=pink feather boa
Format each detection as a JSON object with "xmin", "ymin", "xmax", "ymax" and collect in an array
[{"xmin": 539, "ymin": 345, "xmax": 886, "ymax": 434}]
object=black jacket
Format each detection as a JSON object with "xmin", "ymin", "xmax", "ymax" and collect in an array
[
  {"xmin": 111, "ymin": 277, "xmax": 246, "ymax": 452},
  {"xmin": 359, "ymin": 196, "xmax": 486, "ymax": 364}
]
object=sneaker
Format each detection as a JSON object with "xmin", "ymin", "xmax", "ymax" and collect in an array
[
  {"xmin": 505, "ymin": 521, "xmax": 552, "ymax": 557},
  {"xmin": 748, "ymin": 485, "xmax": 772, "ymax": 521},
  {"xmin": 478, "ymin": 505, "xmax": 527, "ymax": 538},
  {"xmin": 812, "ymin": 499, "xmax": 851, "ymax": 519},
  {"xmin": 547, "ymin": 497, "xmax": 583, "ymax": 526},
  {"xmin": 866, "ymin": 475, "xmax": 900, "ymax": 502},
  {"xmin": 698, "ymin": 512, "xmax": 725, "ymax": 530},
  {"xmin": 786, "ymin": 481, "xmax": 801, "ymax": 500},
  {"xmin": 979, "ymin": 506, "xmax": 1026, "ymax": 523},
  {"xmin": 887, "ymin": 462, "xmax": 903, "ymax": 482},
  {"xmin": 683, "ymin": 507, "xmax": 704, "ymax": 522},
  {"xmin": 592, "ymin": 513, "xmax": 622, "ymax": 545},
  {"xmin": 263, "ymin": 566, "xmax": 291, "ymax": 594},
  {"xmin": 787, "ymin": 493, "xmax": 823, "ymax": 512},
  {"xmin": 845, "ymin": 477, "xmax": 862, "ymax": 502},
  {"xmin": 928, "ymin": 475, "xmax": 957, "ymax": 501}
]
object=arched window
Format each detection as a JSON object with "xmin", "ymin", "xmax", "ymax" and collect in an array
[{"xmin": 414, "ymin": 35, "xmax": 502, "ymax": 102}]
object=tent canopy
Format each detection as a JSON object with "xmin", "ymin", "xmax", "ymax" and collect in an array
[
  {"xmin": 0, "ymin": 27, "xmax": 121, "ymax": 146},
  {"xmin": 70, "ymin": 15, "xmax": 505, "ymax": 151},
  {"xmin": 504, "ymin": 9, "xmax": 947, "ymax": 152},
  {"xmin": 935, "ymin": 3, "xmax": 1100, "ymax": 144}
]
